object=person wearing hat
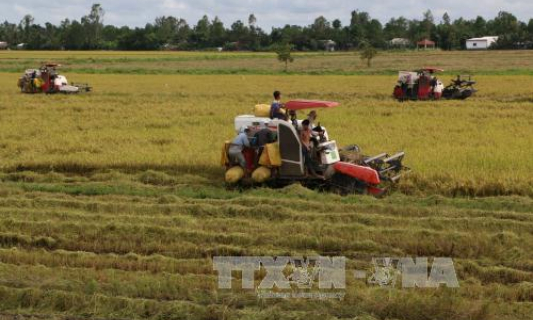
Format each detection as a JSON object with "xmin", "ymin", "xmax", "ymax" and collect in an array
[
  {"xmin": 307, "ymin": 110, "xmax": 317, "ymax": 128},
  {"xmin": 312, "ymin": 125, "xmax": 328, "ymax": 145},
  {"xmin": 229, "ymin": 126, "xmax": 251, "ymax": 170}
]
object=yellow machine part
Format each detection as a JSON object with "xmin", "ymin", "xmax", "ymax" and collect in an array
[
  {"xmin": 266, "ymin": 143, "xmax": 282, "ymax": 166},
  {"xmin": 258, "ymin": 149, "xmax": 270, "ymax": 166},
  {"xmin": 34, "ymin": 77, "xmax": 43, "ymax": 88},
  {"xmin": 254, "ymin": 104, "xmax": 271, "ymax": 117},
  {"xmin": 252, "ymin": 166, "xmax": 271, "ymax": 183},
  {"xmin": 259, "ymin": 142, "xmax": 282, "ymax": 167},
  {"xmin": 225, "ymin": 166, "xmax": 244, "ymax": 184},
  {"xmin": 220, "ymin": 141, "xmax": 230, "ymax": 166}
]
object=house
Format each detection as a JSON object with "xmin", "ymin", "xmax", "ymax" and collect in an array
[
  {"xmin": 389, "ymin": 38, "xmax": 410, "ymax": 48},
  {"xmin": 417, "ymin": 39, "xmax": 435, "ymax": 50},
  {"xmin": 16, "ymin": 43, "xmax": 26, "ymax": 50},
  {"xmin": 466, "ymin": 36, "xmax": 498, "ymax": 50},
  {"xmin": 0, "ymin": 41, "xmax": 7, "ymax": 50},
  {"xmin": 321, "ymin": 40, "xmax": 336, "ymax": 52}
]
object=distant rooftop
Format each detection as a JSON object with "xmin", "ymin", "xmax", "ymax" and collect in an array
[{"xmin": 467, "ymin": 36, "xmax": 499, "ymax": 41}]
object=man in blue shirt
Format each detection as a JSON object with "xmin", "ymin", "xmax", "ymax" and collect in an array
[
  {"xmin": 270, "ymin": 90, "xmax": 286, "ymax": 120},
  {"xmin": 229, "ymin": 127, "xmax": 251, "ymax": 169}
]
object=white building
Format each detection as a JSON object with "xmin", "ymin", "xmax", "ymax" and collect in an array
[
  {"xmin": 319, "ymin": 39, "xmax": 336, "ymax": 52},
  {"xmin": 466, "ymin": 36, "xmax": 498, "ymax": 50},
  {"xmin": 389, "ymin": 38, "xmax": 410, "ymax": 48},
  {"xmin": 0, "ymin": 41, "xmax": 7, "ymax": 50}
]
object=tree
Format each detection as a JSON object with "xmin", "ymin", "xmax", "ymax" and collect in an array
[
  {"xmin": 366, "ymin": 19, "xmax": 384, "ymax": 47},
  {"xmin": 248, "ymin": 14, "xmax": 257, "ymax": 27},
  {"xmin": 349, "ymin": 10, "xmax": 370, "ymax": 46},
  {"xmin": 0, "ymin": 21, "xmax": 19, "ymax": 46},
  {"xmin": 438, "ymin": 12, "xmax": 457, "ymax": 50},
  {"xmin": 528, "ymin": 19, "xmax": 533, "ymax": 41},
  {"xmin": 81, "ymin": 3, "xmax": 104, "ymax": 49},
  {"xmin": 154, "ymin": 16, "xmax": 178, "ymax": 45},
  {"xmin": 332, "ymin": 19, "xmax": 342, "ymax": 30},
  {"xmin": 174, "ymin": 19, "xmax": 190, "ymax": 45},
  {"xmin": 472, "ymin": 16, "xmax": 487, "ymax": 36},
  {"xmin": 359, "ymin": 41, "xmax": 377, "ymax": 67},
  {"xmin": 210, "ymin": 17, "xmax": 226, "ymax": 46},
  {"xmin": 19, "ymin": 14, "xmax": 34, "ymax": 43},
  {"xmin": 275, "ymin": 43, "xmax": 294, "ymax": 72},
  {"xmin": 192, "ymin": 15, "xmax": 211, "ymax": 47},
  {"xmin": 421, "ymin": 9, "xmax": 435, "ymax": 39},
  {"xmin": 229, "ymin": 20, "xmax": 248, "ymax": 44},
  {"xmin": 384, "ymin": 17, "xmax": 409, "ymax": 39},
  {"xmin": 311, "ymin": 16, "xmax": 330, "ymax": 40}
]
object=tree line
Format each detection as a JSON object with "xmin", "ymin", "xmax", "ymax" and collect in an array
[{"xmin": 1, "ymin": 4, "xmax": 532, "ymax": 51}]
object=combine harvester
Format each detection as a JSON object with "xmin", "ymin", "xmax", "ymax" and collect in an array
[
  {"xmin": 221, "ymin": 100, "xmax": 409, "ymax": 196},
  {"xmin": 17, "ymin": 63, "xmax": 91, "ymax": 94},
  {"xmin": 393, "ymin": 67, "xmax": 477, "ymax": 101}
]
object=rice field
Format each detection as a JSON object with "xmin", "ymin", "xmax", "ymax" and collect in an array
[{"xmin": 0, "ymin": 50, "xmax": 532, "ymax": 320}]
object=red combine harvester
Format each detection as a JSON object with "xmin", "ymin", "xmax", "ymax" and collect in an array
[
  {"xmin": 393, "ymin": 68, "xmax": 476, "ymax": 101},
  {"xmin": 222, "ymin": 100, "xmax": 409, "ymax": 196},
  {"xmin": 17, "ymin": 63, "xmax": 91, "ymax": 94}
]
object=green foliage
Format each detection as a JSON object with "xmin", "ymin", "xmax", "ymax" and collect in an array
[
  {"xmin": 274, "ymin": 43, "xmax": 294, "ymax": 71},
  {"xmin": 359, "ymin": 42, "xmax": 378, "ymax": 67},
  {"xmin": 1, "ymin": 5, "xmax": 533, "ymax": 50}
]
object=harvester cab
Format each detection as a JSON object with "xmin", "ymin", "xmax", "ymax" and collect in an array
[
  {"xmin": 222, "ymin": 100, "xmax": 410, "ymax": 196},
  {"xmin": 17, "ymin": 63, "xmax": 91, "ymax": 94}
]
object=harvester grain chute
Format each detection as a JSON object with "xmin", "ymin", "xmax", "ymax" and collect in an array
[
  {"xmin": 17, "ymin": 63, "xmax": 91, "ymax": 94},
  {"xmin": 221, "ymin": 100, "xmax": 410, "ymax": 197},
  {"xmin": 393, "ymin": 67, "xmax": 476, "ymax": 101}
]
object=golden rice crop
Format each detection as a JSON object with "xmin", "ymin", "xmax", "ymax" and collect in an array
[
  {"xmin": 0, "ymin": 71, "xmax": 531, "ymax": 196},
  {"xmin": 0, "ymin": 51, "xmax": 532, "ymax": 320}
]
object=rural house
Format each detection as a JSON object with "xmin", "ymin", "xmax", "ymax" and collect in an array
[
  {"xmin": 416, "ymin": 39, "xmax": 435, "ymax": 50},
  {"xmin": 389, "ymin": 38, "xmax": 411, "ymax": 48},
  {"xmin": 466, "ymin": 36, "xmax": 498, "ymax": 49}
]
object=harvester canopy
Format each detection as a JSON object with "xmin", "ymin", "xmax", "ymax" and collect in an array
[
  {"xmin": 285, "ymin": 99, "xmax": 340, "ymax": 110},
  {"xmin": 420, "ymin": 67, "xmax": 444, "ymax": 73}
]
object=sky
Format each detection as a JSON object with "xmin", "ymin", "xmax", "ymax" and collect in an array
[{"xmin": 1, "ymin": 0, "xmax": 532, "ymax": 29}]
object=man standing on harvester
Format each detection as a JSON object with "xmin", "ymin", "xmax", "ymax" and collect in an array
[
  {"xmin": 229, "ymin": 127, "xmax": 251, "ymax": 171},
  {"xmin": 270, "ymin": 90, "xmax": 286, "ymax": 120}
]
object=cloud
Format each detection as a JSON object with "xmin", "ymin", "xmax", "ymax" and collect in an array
[{"xmin": 0, "ymin": 0, "xmax": 531, "ymax": 29}]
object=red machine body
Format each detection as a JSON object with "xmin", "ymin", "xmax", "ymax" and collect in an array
[{"xmin": 333, "ymin": 162, "xmax": 380, "ymax": 185}]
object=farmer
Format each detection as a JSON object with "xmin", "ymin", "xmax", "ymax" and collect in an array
[
  {"xmin": 253, "ymin": 127, "xmax": 275, "ymax": 164},
  {"xmin": 307, "ymin": 110, "xmax": 318, "ymax": 128},
  {"xmin": 270, "ymin": 90, "xmax": 286, "ymax": 120},
  {"xmin": 300, "ymin": 120, "xmax": 321, "ymax": 178},
  {"xmin": 312, "ymin": 125, "xmax": 328, "ymax": 145},
  {"xmin": 229, "ymin": 127, "xmax": 251, "ymax": 170},
  {"xmin": 288, "ymin": 109, "xmax": 298, "ymax": 129}
]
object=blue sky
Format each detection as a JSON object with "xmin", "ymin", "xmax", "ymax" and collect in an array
[{"xmin": 1, "ymin": 0, "xmax": 532, "ymax": 29}]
